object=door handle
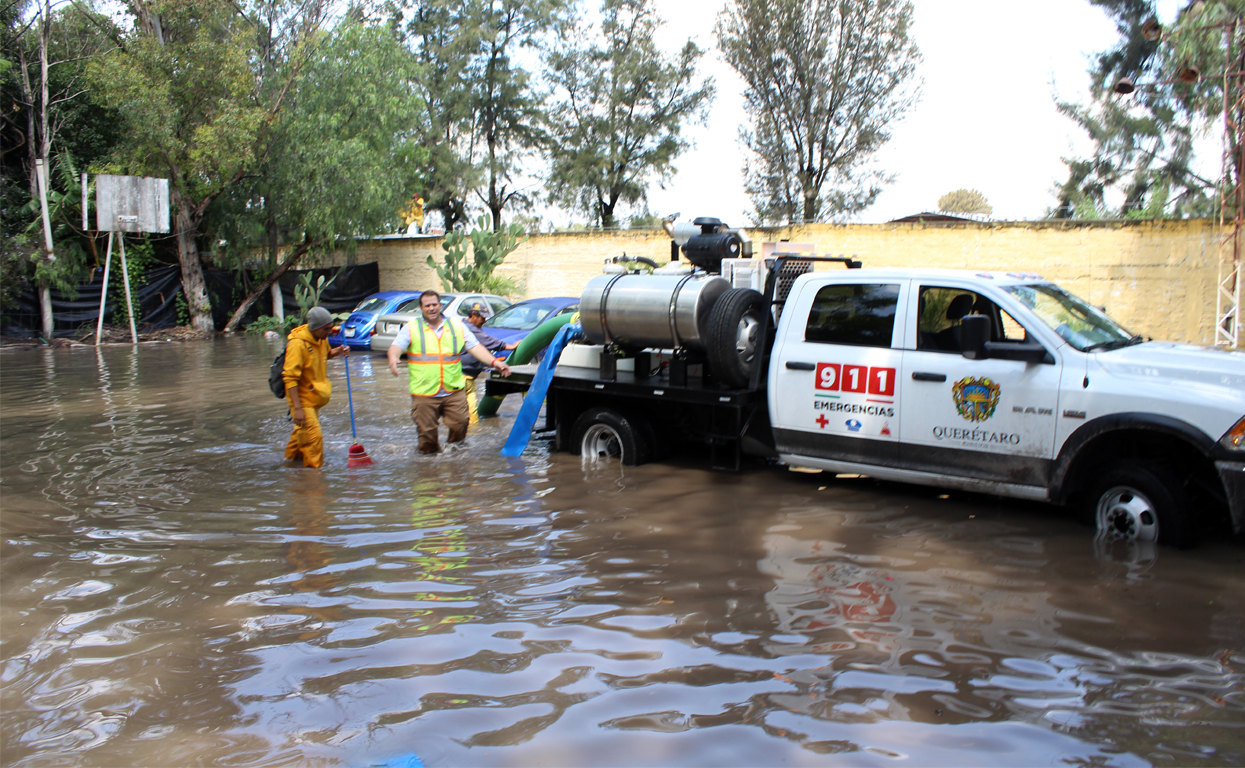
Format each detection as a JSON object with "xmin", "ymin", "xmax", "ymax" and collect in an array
[
  {"xmin": 911, "ymin": 372, "xmax": 947, "ymax": 382},
  {"xmin": 785, "ymin": 361, "xmax": 816, "ymax": 370}
]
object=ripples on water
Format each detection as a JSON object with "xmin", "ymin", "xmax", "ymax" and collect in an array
[{"xmin": 1, "ymin": 337, "xmax": 1243, "ymax": 767}]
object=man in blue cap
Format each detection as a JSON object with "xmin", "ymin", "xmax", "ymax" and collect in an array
[{"xmin": 462, "ymin": 303, "xmax": 518, "ymax": 424}]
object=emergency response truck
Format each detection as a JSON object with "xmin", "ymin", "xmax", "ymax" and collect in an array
[{"xmin": 488, "ymin": 217, "xmax": 1245, "ymax": 547}]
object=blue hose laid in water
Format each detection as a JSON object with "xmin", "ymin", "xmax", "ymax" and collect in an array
[{"xmin": 499, "ymin": 322, "xmax": 582, "ymax": 457}]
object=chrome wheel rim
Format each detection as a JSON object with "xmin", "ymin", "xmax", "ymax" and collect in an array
[
  {"xmin": 581, "ymin": 424, "xmax": 622, "ymax": 460},
  {"xmin": 734, "ymin": 313, "xmax": 760, "ymax": 366},
  {"xmin": 1095, "ymin": 485, "xmax": 1160, "ymax": 542}
]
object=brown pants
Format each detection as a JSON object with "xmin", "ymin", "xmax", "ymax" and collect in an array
[{"xmin": 411, "ymin": 389, "xmax": 469, "ymax": 454}]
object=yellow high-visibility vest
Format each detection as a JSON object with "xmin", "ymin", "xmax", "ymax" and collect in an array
[{"xmin": 406, "ymin": 317, "xmax": 466, "ymax": 396}]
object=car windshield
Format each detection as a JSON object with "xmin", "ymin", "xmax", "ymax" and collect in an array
[
  {"xmin": 354, "ymin": 297, "xmax": 389, "ymax": 315},
  {"xmin": 1004, "ymin": 283, "xmax": 1134, "ymax": 351},
  {"xmin": 394, "ymin": 295, "xmax": 455, "ymax": 314},
  {"xmin": 486, "ymin": 301, "xmax": 558, "ymax": 330}
]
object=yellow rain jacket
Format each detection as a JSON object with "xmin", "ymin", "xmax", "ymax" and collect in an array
[{"xmin": 282, "ymin": 324, "xmax": 332, "ymax": 408}]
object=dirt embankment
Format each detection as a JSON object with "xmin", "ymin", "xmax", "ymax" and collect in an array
[{"xmin": 0, "ymin": 325, "xmax": 214, "ymax": 350}]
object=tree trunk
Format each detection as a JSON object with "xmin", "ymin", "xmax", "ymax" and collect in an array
[
  {"xmin": 271, "ymin": 282, "xmax": 284, "ymax": 321},
  {"xmin": 173, "ymin": 203, "xmax": 215, "ymax": 332},
  {"xmin": 39, "ymin": 285, "xmax": 53, "ymax": 340},
  {"xmin": 222, "ymin": 238, "xmax": 314, "ymax": 333}
]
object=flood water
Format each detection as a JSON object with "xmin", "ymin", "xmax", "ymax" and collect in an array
[{"xmin": 2, "ymin": 336, "xmax": 1244, "ymax": 767}]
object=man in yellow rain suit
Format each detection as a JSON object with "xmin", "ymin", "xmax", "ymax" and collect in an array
[
  {"xmin": 284, "ymin": 306, "xmax": 348, "ymax": 467},
  {"xmin": 386, "ymin": 291, "xmax": 511, "ymax": 453}
]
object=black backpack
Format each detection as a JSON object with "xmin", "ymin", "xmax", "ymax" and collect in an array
[{"xmin": 268, "ymin": 350, "xmax": 288, "ymax": 398}]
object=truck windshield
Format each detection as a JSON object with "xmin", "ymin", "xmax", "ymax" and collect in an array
[{"xmin": 1004, "ymin": 284, "xmax": 1134, "ymax": 351}]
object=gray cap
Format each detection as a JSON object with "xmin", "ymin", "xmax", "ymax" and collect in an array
[{"xmin": 306, "ymin": 306, "xmax": 333, "ymax": 331}]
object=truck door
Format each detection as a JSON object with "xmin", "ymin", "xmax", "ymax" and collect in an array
[
  {"xmin": 898, "ymin": 283, "xmax": 1060, "ymax": 488},
  {"xmin": 769, "ymin": 278, "xmax": 909, "ymax": 466}
]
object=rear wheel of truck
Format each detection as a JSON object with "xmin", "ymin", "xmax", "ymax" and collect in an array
[
  {"xmin": 1085, "ymin": 462, "xmax": 1196, "ymax": 548},
  {"xmin": 706, "ymin": 288, "xmax": 766, "ymax": 389},
  {"xmin": 571, "ymin": 407, "xmax": 653, "ymax": 466}
]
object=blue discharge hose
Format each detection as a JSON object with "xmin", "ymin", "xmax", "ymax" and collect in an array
[{"xmin": 499, "ymin": 322, "xmax": 582, "ymax": 457}]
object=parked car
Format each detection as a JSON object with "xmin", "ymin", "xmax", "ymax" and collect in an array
[
  {"xmin": 482, "ymin": 297, "xmax": 580, "ymax": 347},
  {"xmin": 370, "ymin": 293, "xmax": 511, "ymax": 352},
  {"xmin": 328, "ymin": 291, "xmax": 424, "ymax": 350}
]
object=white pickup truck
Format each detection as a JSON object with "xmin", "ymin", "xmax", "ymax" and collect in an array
[{"xmin": 492, "ymin": 223, "xmax": 1245, "ymax": 547}]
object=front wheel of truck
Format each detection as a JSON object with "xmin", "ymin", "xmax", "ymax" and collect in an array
[{"xmin": 1085, "ymin": 462, "xmax": 1196, "ymax": 548}]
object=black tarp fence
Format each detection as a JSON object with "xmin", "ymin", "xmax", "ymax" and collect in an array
[{"xmin": 2, "ymin": 262, "xmax": 380, "ymax": 338}]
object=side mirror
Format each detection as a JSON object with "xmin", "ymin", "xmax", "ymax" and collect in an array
[{"xmin": 960, "ymin": 314, "xmax": 990, "ymax": 360}]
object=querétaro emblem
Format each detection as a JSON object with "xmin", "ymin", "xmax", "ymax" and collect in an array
[{"xmin": 952, "ymin": 376, "xmax": 1000, "ymax": 422}]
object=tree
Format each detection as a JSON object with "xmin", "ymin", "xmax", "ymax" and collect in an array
[
  {"xmin": 716, "ymin": 0, "xmax": 920, "ymax": 225},
  {"xmin": 398, "ymin": 0, "xmax": 479, "ymax": 232},
  {"xmin": 89, "ymin": 0, "xmax": 329, "ymax": 332},
  {"xmin": 218, "ymin": 20, "xmax": 428, "ymax": 332},
  {"xmin": 938, "ymin": 189, "xmax": 992, "ymax": 216},
  {"xmin": 466, "ymin": 0, "xmax": 569, "ymax": 231},
  {"xmin": 545, "ymin": 0, "xmax": 714, "ymax": 230},
  {"xmin": 1052, "ymin": 1, "xmax": 1234, "ymax": 219}
]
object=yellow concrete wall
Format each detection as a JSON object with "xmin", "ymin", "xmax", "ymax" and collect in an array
[{"xmin": 357, "ymin": 219, "xmax": 1224, "ymax": 346}]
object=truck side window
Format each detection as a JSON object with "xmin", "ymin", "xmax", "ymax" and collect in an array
[
  {"xmin": 805, "ymin": 283, "xmax": 900, "ymax": 347},
  {"xmin": 917, "ymin": 286, "xmax": 1025, "ymax": 352}
]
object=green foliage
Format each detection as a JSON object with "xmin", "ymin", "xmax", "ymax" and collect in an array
[
  {"xmin": 628, "ymin": 213, "xmax": 662, "ymax": 229},
  {"xmin": 545, "ymin": 0, "xmax": 714, "ymax": 229},
  {"xmin": 108, "ymin": 238, "xmax": 155, "ymax": 328},
  {"xmin": 1052, "ymin": 1, "xmax": 1235, "ymax": 219},
  {"xmin": 174, "ymin": 292, "xmax": 189, "ymax": 326},
  {"xmin": 210, "ymin": 20, "xmax": 429, "ymax": 268},
  {"xmin": 244, "ymin": 314, "xmax": 299, "ymax": 335},
  {"xmin": 294, "ymin": 269, "xmax": 342, "ymax": 318},
  {"xmin": 0, "ymin": 227, "xmax": 30, "ymax": 318},
  {"xmin": 716, "ymin": 0, "xmax": 921, "ymax": 224},
  {"xmin": 427, "ymin": 214, "xmax": 527, "ymax": 292},
  {"xmin": 937, "ymin": 189, "xmax": 992, "ymax": 216},
  {"xmin": 20, "ymin": 154, "xmax": 94, "ymax": 298}
]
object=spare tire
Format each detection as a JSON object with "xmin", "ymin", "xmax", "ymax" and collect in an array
[{"xmin": 705, "ymin": 288, "xmax": 766, "ymax": 389}]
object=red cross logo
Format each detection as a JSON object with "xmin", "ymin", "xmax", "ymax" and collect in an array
[{"xmin": 815, "ymin": 414, "xmax": 829, "ymax": 428}]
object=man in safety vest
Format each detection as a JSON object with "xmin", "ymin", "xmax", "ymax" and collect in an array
[{"xmin": 387, "ymin": 290, "xmax": 511, "ymax": 453}]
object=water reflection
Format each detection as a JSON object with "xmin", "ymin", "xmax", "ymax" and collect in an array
[{"xmin": 1, "ymin": 338, "xmax": 1243, "ymax": 767}]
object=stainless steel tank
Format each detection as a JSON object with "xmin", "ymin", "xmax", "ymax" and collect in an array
[{"xmin": 580, "ymin": 273, "xmax": 731, "ymax": 351}]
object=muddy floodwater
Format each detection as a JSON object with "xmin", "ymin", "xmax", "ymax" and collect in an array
[{"xmin": 2, "ymin": 337, "xmax": 1244, "ymax": 767}]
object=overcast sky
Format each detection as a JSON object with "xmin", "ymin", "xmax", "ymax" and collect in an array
[{"xmin": 619, "ymin": 0, "xmax": 1192, "ymax": 227}]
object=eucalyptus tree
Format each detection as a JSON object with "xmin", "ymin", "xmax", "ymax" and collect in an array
[
  {"xmin": 399, "ymin": 0, "xmax": 478, "ymax": 231},
  {"xmin": 1053, "ymin": 1, "xmax": 1239, "ymax": 219},
  {"xmin": 89, "ymin": 0, "xmax": 330, "ymax": 332},
  {"xmin": 545, "ymin": 0, "xmax": 714, "ymax": 230},
  {"xmin": 466, "ymin": 0, "xmax": 570, "ymax": 231},
  {"xmin": 716, "ymin": 0, "xmax": 920, "ymax": 224}
]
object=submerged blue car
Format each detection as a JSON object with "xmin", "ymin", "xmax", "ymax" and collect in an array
[{"xmin": 329, "ymin": 291, "xmax": 424, "ymax": 350}]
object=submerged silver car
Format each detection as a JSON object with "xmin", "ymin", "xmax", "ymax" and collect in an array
[{"xmin": 369, "ymin": 293, "xmax": 511, "ymax": 352}]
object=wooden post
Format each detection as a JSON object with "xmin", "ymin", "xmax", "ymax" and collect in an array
[
  {"xmin": 118, "ymin": 235, "xmax": 138, "ymax": 344},
  {"xmin": 95, "ymin": 232, "xmax": 113, "ymax": 345}
]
